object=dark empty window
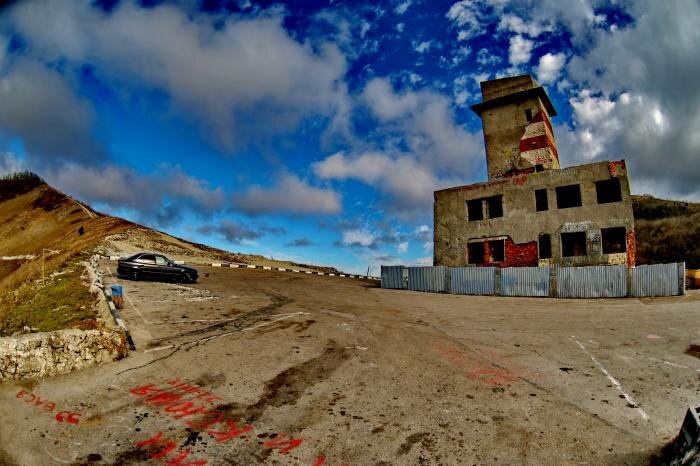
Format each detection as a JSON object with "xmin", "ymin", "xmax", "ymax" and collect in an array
[
  {"xmin": 467, "ymin": 199, "xmax": 483, "ymax": 221},
  {"xmin": 485, "ymin": 196, "xmax": 503, "ymax": 218},
  {"xmin": 556, "ymin": 184, "xmax": 582, "ymax": 209},
  {"xmin": 596, "ymin": 179, "xmax": 622, "ymax": 204},
  {"xmin": 561, "ymin": 232, "xmax": 587, "ymax": 257},
  {"xmin": 535, "ymin": 189, "xmax": 548, "ymax": 211},
  {"xmin": 602, "ymin": 227, "xmax": 627, "ymax": 254},
  {"xmin": 535, "ymin": 164, "xmax": 545, "ymax": 172},
  {"xmin": 489, "ymin": 240, "xmax": 505, "ymax": 262},
  {"xmin": 525, "ymin": 108, "xmax": 533, "ymax": 122},
  {"xmin": 467, "ymin": 242, "xmax": 485, "ymax": 264},
  {"xmin": 538, "ymin": 234, "xmax": 552, "ymax": 259}
]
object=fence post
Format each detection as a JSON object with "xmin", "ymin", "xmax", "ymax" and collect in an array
[
  {"xmin": 444, "ymin": 267, "xmax": 452, "ymax": 294},
  {"xmin": 626, "ymin": 266, "xmax": 634, "ymax": 298},
  {"xmin": 549, "ymin": 266, "xmax": 557, "ymax": 298},
  {"xmin": 679, "ymin": 262, "xmax": 686, "ymax": 295}
]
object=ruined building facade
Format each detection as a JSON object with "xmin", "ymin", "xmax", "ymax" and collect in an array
[{"xmin": 434, "ymin": 75, "xmax": 635, "ymax": 268}]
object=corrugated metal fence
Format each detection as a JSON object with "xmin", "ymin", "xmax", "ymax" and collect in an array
[
  {"xmin": 381, "ymin": 263, "xmax": 685, "ymax": 298},
  {"xmin": 407, "ymin": 266, "xmax": 447, "ymax": 292},
  {"xmin": 556, "ymin": 265, "xmax": 627, "ymax": 298},
  {"xmin": 502, "ymin": 267, "xmax": 550, "ymax": 297},
  {"xmin": 449, "ymin": 267, "xmax": 496, "ymax": 295},
  {"xmin": 631, "ymin": 263, "xmax": 685, "ymax": 298}
]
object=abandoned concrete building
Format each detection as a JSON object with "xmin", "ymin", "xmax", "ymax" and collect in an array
[{"xmin": 434, "ymin": 75, "xmax": 635, "ymax": 268}]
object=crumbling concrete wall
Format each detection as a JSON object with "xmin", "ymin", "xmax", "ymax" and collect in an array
[
  {"xmin": 434, "ymin": 160, "xmax": 635, "ymax": 268},
  {"xmin": 0, "ymin": 329, "xmax": 127, "ymax": 380}
]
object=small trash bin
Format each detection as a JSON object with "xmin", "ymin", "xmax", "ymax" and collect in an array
[{"xmin": 111, "ymin": 285, "xmax": 123, "ymax": 309}]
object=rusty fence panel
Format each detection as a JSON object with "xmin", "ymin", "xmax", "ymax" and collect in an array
[
  {"xmin": 449, "ymin": 267, "xmax": 496, "ymax": 295},
  {"xmin": 381, "ymin": 266, "xmax": 406, "ymax": 289},
  {"xmin": 556, "ymin": 265, "xmax": 626, "ymax": 298},
  {"xmin": 631, "ymin": 262, "xmax": 685, "ymax": 297},
  {"xmin": 501, "ymin": 267, "xmax": 550, "ymax": 297},
  {"xmin": 407, "ymin": 266, "xmax": 447, "ymax": 293}
]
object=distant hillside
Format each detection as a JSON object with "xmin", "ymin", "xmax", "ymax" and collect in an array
[
  {"xmin": 633, "ymin": 195, "xmax": 700, "ymax": 269},
  {"xmin": 0, "ymin": 172, "xmax": 338, "ymax": 291}
]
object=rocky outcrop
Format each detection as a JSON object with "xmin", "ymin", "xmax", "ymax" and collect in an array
[{"xmin": 0, "ymin": 328, "xmax": 127, "ymax": 380}]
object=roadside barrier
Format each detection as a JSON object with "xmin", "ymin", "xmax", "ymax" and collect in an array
[
  {"xmin": 100, "ymin": 256, "xmax": 380, "ymax": 281},
  {"xmin": 90, "ymin": 256, "xmax": 136, "ymax": 350}
]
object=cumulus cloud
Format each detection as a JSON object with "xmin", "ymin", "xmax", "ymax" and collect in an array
[
  {"xmin": 562, "ymin": 0, "xmax": 700, "ymax": 199},
  {"xmin": 394, "ymin": 1, "xmax": 412, "ymax": 15},
  {"xmin": 233, "ymin": 174, "xmax": 342, "ymax": 216},
  {"xmin": 197, "ymin": 220, "xmax": 263, "ymax": 244},
  {"xmin": 0, "ymin": 60, "xmax": 105, "ymax": 166},
  {"xmin": 8, "ymin": 0, "xmax": 348, "ymax": 151},
  {"xmin": 446, "ymin": 0, "xmax": 489, "ymax": 41},
  {"xmin": 498, "ymin": 13, "xmax": 552, "ymax": 37},
  {"xmin": 536, "ymin": 52, "xmax": 566, "ymax": 84},
  {"xmin": 44, "ymin": 163, "xmax": 225, "ymax": 227},
  {"xmin": 508, "ymin": 35, "xmax": 534, "ymax": 66}
]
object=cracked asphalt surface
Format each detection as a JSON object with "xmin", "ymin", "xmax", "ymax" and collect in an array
[{"xmin": 1, "ymin": 263, "xmax": 699, "ymax": 465}]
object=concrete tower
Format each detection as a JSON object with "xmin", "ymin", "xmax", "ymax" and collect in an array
[{"xmin": 470, "ymin": 75, "xmax": 560, "ymax": 181}]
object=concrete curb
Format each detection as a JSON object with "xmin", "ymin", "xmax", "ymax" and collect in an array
[
  {"xmin": 90, "ymin": 256, "xmax": 136, "ymax": 351},
  {"xmin": 101, "ymin": 256, "xmax": 380, "ymax": 281}
]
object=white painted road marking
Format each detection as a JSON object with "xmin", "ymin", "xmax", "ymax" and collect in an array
[{"xmin": 572, "ymin": 337, "xmax": 650, "ymax": 421}]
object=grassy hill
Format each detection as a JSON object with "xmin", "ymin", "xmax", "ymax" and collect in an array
[{"xmin": 633, "ymin": 195, "xmax": 700, "ymax": 269}]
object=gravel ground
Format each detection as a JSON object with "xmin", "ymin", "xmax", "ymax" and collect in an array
[{"xmin": 0, "ymin": 263, "xmax": 698, "ymax": 466}]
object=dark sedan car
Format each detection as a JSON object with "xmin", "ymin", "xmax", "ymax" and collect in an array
[{"xmin": 117, "ymin": 253, "xmax": 199, "ymax": 283}]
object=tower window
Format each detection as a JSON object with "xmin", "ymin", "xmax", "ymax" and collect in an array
[
  {"xmin": 602, "ymin": 227, "xmax": 627, "ymax": 254},
  {"xmin": 538, "ymin": 234, "xmax": 552, "ymax": 259},
  {"xmin": 467, "ymin": 196, "xmax": 503, "ymax": 221},
  {"xmin": 596, "ymin": 179, "xmax": 622, "ymax": 204},
  {"xmin": 535, "ymin": 189, "xmax": 548, "ymax": 211},
  {"xmin": 556, "ymin": 184, "xmax": 582, "ymax": 209},
  {"xmin": 561, "ymin": 232, "xmax": 587, "ymax": 257},
  {"xmin": 525, "ymin": 108, "xmax": 533, "ymax": 122}
]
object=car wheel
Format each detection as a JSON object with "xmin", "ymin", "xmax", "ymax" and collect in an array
[
  {"xmin": 132, "ymin": 271, "xmax": 139, "ymax": 281},
  {"xmin": 181, "ymin": 273, "xmax": 191, "ymax": 284}
]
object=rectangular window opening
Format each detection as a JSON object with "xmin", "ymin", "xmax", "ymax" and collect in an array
[
  {"xmin": 535, "ymin": 164, "xmax": 545, "ymax": 172},
  {"xmin": 602, "ymin": 227, "xmax": 627, "ymax": 254},
  {"xmin": 561, "ymin": 232, "xmax": 587, "ymax": 257},
  {"xmin": 467, "ymin": 199, "xmax": 483, "ymax": 221},
  {"xmin": 535, "ymin": 189, "xmax": 548, "ymax": 212},
  {"xmin": 595, "ymin": 179, "xmax": 622, "ymax": 204},
  {"xmin": 485, "ymin": 195, "xmax": 503, "ymax": 219},
  {"xmin": 525, "ymin": 108, "xmax": 533, "ymax": 122},
  {"xmin": 556, "ymin": 184, "xmax": 582, "ymax": 209},
  {"xmin": 467, "ymin": 242, "xmax": 485, "ymax": 264},
  {"xmin": 538, "ymin": 234, "xmax": 552, "ymax": 259}
]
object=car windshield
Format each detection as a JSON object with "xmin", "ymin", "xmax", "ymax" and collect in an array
[{"xmin": 155, "ymin": 256, "xmax": 169, "ymax": 266}]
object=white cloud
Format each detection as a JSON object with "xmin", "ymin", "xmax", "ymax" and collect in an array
[
  {"xmin": 0, "ymin": 153, "xmax": 24, "ymax": 176},
  {"xmin": 342, "ymin": 229, "xmax": 376, "ymax": 247},
  {"xmin": 394, "ymin": 0, "xmax": 412, "ymax": 15},
  {"xmin": 498, "ymin": 14, "xmax": 552, "ymax": 37},
  {"xmin": 414, "ymin": 41, "xmax": 432, "ymax": 54},
  {"xmin": 44, "ymin": 163, "xmax": 225, "ymax": 226},
  {"xmin": 535, "ymin": 52, "xmax": 566, "ymax": 84},
  {"xmin": 397, "ymin": 241, "xmax": 409, "ymax": 253},
  {"xmin": 446, "ymin": 0, "xmax": 488, "ymax": 40},
  {"xmin": 508, "ymin": 35, "xmax": 534, "ymax": 66},
  {"xmin": 9, "ymin": 0, "xmax": 348, "ymax": 151},
  {"xmin": 233, "ymin": 174, "xmax": 342, "ymax": 216},
  {"xmin": 476, "ymin": 48, "xmax": 502, "ymax": 66}
]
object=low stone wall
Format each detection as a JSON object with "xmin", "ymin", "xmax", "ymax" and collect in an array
[{"xmin": 0, "ymin": 328, "xmax": 127, "ymax": 380}]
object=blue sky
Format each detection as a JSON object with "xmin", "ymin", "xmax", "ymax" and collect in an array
[{"xmin": 1, "ymin": 0, "xmax": 699, "ymax": 274}]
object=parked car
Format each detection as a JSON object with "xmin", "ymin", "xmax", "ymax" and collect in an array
[{"xmin": 117, "ymin": 253, "xmax": 199, "ymax": 283}]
